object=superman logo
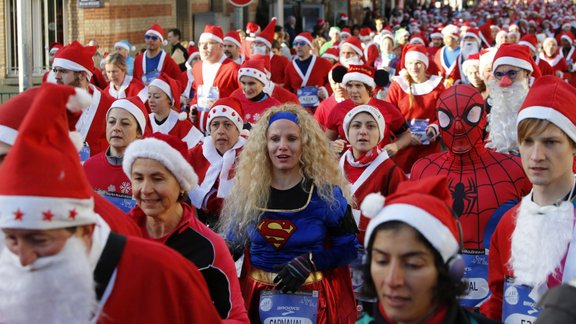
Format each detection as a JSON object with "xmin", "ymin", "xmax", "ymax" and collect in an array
[{"xmin": 257, "ymin": 219, "xmax": 296, "ymax": 250}]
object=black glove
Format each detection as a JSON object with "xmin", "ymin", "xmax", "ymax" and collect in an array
[{"xmin": 273, "ymin": 254, "xmax": 314, "ymax": 293}]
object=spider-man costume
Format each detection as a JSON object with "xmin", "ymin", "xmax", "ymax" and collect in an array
[{"xmin": 411, "ymin": 85, "xmax": 531, "ymax": 307}]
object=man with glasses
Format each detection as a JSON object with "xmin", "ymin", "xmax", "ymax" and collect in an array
[
  {"xmin": 52, "ymin": 41, "xmax": 115, "ymax": 157},
  {"xmin": 486, "ymin": 43, "xmax": 542, "ymax": 155},
  {"xmin": 251, "ymin": 18, "xmax": 289, "ymax": 86},
  {"xmin": 133, "ymin": 24, "xmax": 181, "ymax": 85},
  {"xmin": 284, "ymin": 32, "xmax": 332, "ymax": 112}
]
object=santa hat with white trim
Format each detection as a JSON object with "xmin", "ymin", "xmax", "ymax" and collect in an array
[
  {"xmin": 53, "ymin": 40, "xmax": 95, "ymax": 81},
  {"xmin": 343, "ymin": 104, "xmax": 385, "ymax": 141},
  {"xmin": 518, "ymin": 34, "xmax": 538, "ymax": 53},
  {"xmin": 492, "ymin": 43, "xmax": 541, "ymax": 78},
  {"xmin": 145, "ymin": 24, "xmax": 168, "ymax": 46},
  {"xmin": 114, "ymin": 40, "xmax": 136, "ymax": 53},
  {"xmin": 0, "ymin": 88, "xmax": 39, "ymax": 146},
  {"xmin": 238, "ymin": 57, "xmax": 269, "ymax": 86},
  {"xmin": 48, "ymin": 41, "xmax": 63, "ymax": 54},
  {"xmin": 342, "ymin": 65, "xmax": 376, "ymax": 90},
  {"xmin": 0, "ymin": 83, "xmax": 98, "ymax": 230},
  {"xmin": 200, "ymin": 25, "xmax": 224, "ymax": 44},
  {"xmin": 340, "ymin": 36, "xmax": 364, "ymax": 57},
  {"xmin": 149, "ymin": 73, "xmax": 182, "ymax": 109},
  {"xmin": 224, "ymin": 30, "xmax": 242, "ymax": 48},
  {"xmin": 359, "ymin": 27, "xmax": 372, "ymax": 42},
  {"xmin": 361, "ymin": 175, "xmax": 461, "ymax": 264},
  {"xmin": 123, "ymin": 133, "xmax": 198, "ymax": 192},
  {"xmin": 294, "ymin": 32, "xmax": 314, "ymax": 47},
  {"xmin": 442, "ymin": 24, "xmax": 460, "ymax": 39},
  {"xmin": 107, "ymin": 97, "xmax": 152, "ymax": 137},
  {"xmin": 517, "ymin": 75, "xmax": 576, "ymax": 144},
  {"xmin": 255, "ymin": 18, "xmax": 277, "ymax": 49},
  {"xmin": 341, "ymin": 28, "xmax": 352, "ymax": 38},
  {"xmin": 207, "ymin": 97, "xmax": 244, "ymax": 134},
  {"xmin": 246, "ymin": 22, "xmax": 261, "ymax": 37},
  {"xmin": 399, "ymin": 44, "xmax": 430, "ymax": 70},
  {"xmin": 462, "ymin": 28, "xmax": 481, "ymax": 45},
  {"xmin": 322, "ymin": 48, "xmax": 340, "ymax": 62},
  {"xmin": 462, "ymin": 52, "xmax": 480, "ymax": 74}
]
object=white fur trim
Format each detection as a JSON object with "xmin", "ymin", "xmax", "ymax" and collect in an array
[
  {"xmin": 200, "ymin": 33, "xmax": 223, "ymax": 44},
  {"xmin": 224, "ymin": 36, "xmax": 241, "ymax": 48},
  {"xmin": 69, "ymin": 131, "xmax": 84, "ymax": 152},
  {"xmin": 342, "ymin": 43, "xmax": 363, "ymax": 56},
  {"xmin": 178, "ymin": 111, "xmax": 188, "ymax": 121},
  {"xmin": 365, "ymin": 203, "xmax": 459, "ymax": 262},
  {"xmin": 108, "ymin": 99, "xmax": 147, "ymax": 135},
  {"xmin": 149, "ymin": 78, "xmax": 173, "ymax": 102},
  {"xmin": 238, "ymin": 67, "xmax": 268, "ymax": 86},
  {"xmin": 360, "ymin": 193, "xmax": 385, "ymax": 219},
  {"xmin": 492, "ymin": 56, "xmax": 533, "ymax": 73},
  {"xmin": 0, "ymin": 195, "xmax": 98, "ymax": 229},
  {"xmin": 293, "ymin": 35, "xmax": 312, "ymax": 48},
  {"xmin": 207, "ymin": 105, "xmax": 244, "ymax": 133},
  {"xmin": 392, "ymin": 74, "xmax": 443, "ymax": 96},
  {"xmin": 517, "ymin": 106, "xmax": 576, "ymax": 144},
  {"xmin": 0, "ymin": 125, "xmax": 18, "ymax": 145},
  {"xmin": 430, "ymin": 32, "xmax": 443, "ymax": 39},
  {"xmin": 146, "ymin": 29, "xmax": 164, "ymax": 42},
  {"xmin": 52, "ymin": 58, "xmax": 93, "ymax": 81},
  {"xmin": 123, "ymin": 138, "xmax": 198, "ymax": 192},
  {"xmin": 342, "ymin": 72, "xmax": 376, "ymax": 90},
  {"xmin": 66, "ymin": 88, "xmax": 92, "ymax": 112},
  {"xmin": 405, "ymin": 51, "xmax": 429, "ymax": 68},
  {"xmin": 322, "ymin": 52, "xmax": 339, "ymax": 61},
  {"xmin": 343, "ymin": 104, "xmax": 385, "ymax": 141},
  {"xmin": 518, "ymin": 41, "xmax": 536, "ymax": 53}
]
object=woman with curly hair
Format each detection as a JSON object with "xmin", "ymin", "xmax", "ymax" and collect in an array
[{"xmin": 220, "ymin": 103, "xmax": 359, "ymax": 323}]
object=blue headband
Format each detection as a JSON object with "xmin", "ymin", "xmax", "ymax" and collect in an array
[{"xmin": 268, "ymin": 111, "xmax": 299, "ymax": 127}]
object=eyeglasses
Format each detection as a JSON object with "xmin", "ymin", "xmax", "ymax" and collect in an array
[
  {"xmin": 493, "ymin": 69, "xmax": 523, "ymax": 80},
  {"xmin": 144, "ymin": 35, "xmax": 160, "ymax": 41},
  {"xmin": 293, "ymin": 41, "xmax": 308, "ymax": 47}
]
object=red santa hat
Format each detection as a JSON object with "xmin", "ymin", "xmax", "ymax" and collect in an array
[
  {"xmin": 321, "ymin": 47, "xmax": 340, "ymax": 62},
  {"xmin": 343, "ymin": 104, "xmax": 385, "ymax": 141},
  {"xmin": 517, "ymin": 75, "xmax": 576, "ymax": 144},
  {"xmin": 409, "ymin": 33, "xmax": 427, "ymax": 45},
  {"xmin": 224, "ymin": 30, "xmax": 242, "ymax": 48},
  {"xmin": 200, "ymin": 24, "xmax": 224, "ymax": 44},
  {"xmin": 149, "ymin": 73, "xmax": 182, "ymax": 109},
  {"xmin": 430, "ymin": 27, "xmax": 443, "ymax": 40},
  {"xmin": 359, "ymin": 27, "xmax": 372, "ymax": 41},
  {"xmin": 341, "ymin": 36, "xmax": 364, "ymax": 56},
  {"xmin": 0, "ymin": 88, "xmax": 39, "ymax": 146},
  {"xmin": 207, "ymin": 97, "xmax": 244, "ymax": 134},
  {"xmin": 250, "ymin": 54, "xmax": 272, "ymax": 78},
  {"xmin": 293, "ymin": 32, "xmax": 314, "ymax": 47},
  {"xmin": 246, "ymin": 22, "xmax": 261, "ymax": 37},
  {"xmin": 340, "ymin": 13, "xmax": 349, "ymax": 21},
  {"xmin": 145, "ymin": 24, "xmax": 166, "ymax": 44},
  {"xmin": 107, "ymin": 97, "xmax": 152, "ymax": 137},
  {"xmin": 492, "ymin": 43, "xmax": 541, "ymax": 78},
  {"xmin": 0, "ymin": 83, "xmax": 98, "ymax": 230},
  {"xmin": 557, "ymin": 31, "xmax": 575, "ymax": 44},
  {"xmin": 361, "ymin": 176, "xmax": 460, "ymax": 263},
  {"xmin": 342, "ymin": 65, "xmax": 376, "ymax": 90},
  {"xmin": 53, "ymin": 40, "xmax": 95, "ymax": 81},
  {"xmin": 381, "ymin": 26, "xmax": 395, "ymax": 40},
  {"xmin": 238, "ymin": 57, "xmax": 269, "ymax": 86},
  {"xmin": 400, "ymin": 44, "xmax": 430, "ymax": 69},
  {"xmin": 462, "ymin": 28, "xmax": 481, "ymax": 45},
  {"xmin": 462, "ymin": 52, "xmax": 480, "ymax": 73},
  {"xmin": 48, "ymin": 41, "xmax": 63, "ymax": 54},
  {"xmin": 442, "ymin": 24, "xmax": 460, "ymax": 39},
  {"xmin": 341, "ymin": 28, "xmax": 352, "ymax": 38},
  {"xmin": 518, "ymin": 34, "xmax": 538, "ymax": 53},
  {"xmin": 187, "ymin": 42, "xmax": 200, "ymax": 60},
  {"xmin": 255, "ymin": 18, "xmax": 277, "ymax": 49},
  {"xmin": 478, "ymin": 19, "xmax": 495, "ymax": 47},
  {"xmin": 123, "ymin": 133, "xmax": 198, "ymax": 192}
]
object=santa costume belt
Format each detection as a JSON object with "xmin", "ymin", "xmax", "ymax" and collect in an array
[{"xmin": 248, "ymin": 266, "xmax": 323, "ymax": 285}]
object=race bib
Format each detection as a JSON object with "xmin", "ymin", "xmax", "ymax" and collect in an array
[
  {"xmin": 502, "ymin": 277, "xmax": 542, "ymax": 324},
  {"xmin": 99, "ymin": 191, "xmax": 137, "ymax": 213},
  {"xmin": 459, "ymin": 249, "xmax": 490, "ymax": 307},
  {"xmin": 259, "ymin": 290, "xmax": 319, "ymax": 324},
  {"xmin": 197, "ymin": 85, "xmax": 219, "ymax": 112},
  {"xmin": 297, "ymin": 86, "xmax": 319, "ymax": 108},
  {"xmin": 142, "ymin": 69, "xmax": 160, "ymax": 85},
  {"xmin": 409, "ymin": 118, "xmax": 430, "ymax": 145}
]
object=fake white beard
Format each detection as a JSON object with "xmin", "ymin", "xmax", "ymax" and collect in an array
[
  {"xmin": 510, "ymin": 194, "xmax": 575, "ymax": 287},
  {"xmin": 340, "ymin": 56, "xmax": 363, "ymax": 68},
  {"xmin": 485, "ymin": 79, "xmax": 529, "ymax": 153},
  {"xmin": 0, "ymin": 236, "xmax": 97, "ymax": 324},
  {"xmin": 252, "ymin": 45, "xmax": 267, "ymax": 55},
  {"xmin": 461, "ymin": 41, "xmax": 480, "ymax": 60}
]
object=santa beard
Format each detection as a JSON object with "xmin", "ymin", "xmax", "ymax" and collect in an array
[
  {"xmin": 485, "ymin": 78, "xmax": 529, "ymax": 154},
  {"xmin": 510, "ymin": 194, "xmax": 574, "ymax": 287},
  {"xmin": 340, "ymin": 56, "xmax": 363, "ymax": 68},
  {"xmin": 0, "ymin": 236, "xmax": 97, "ymax": 324},
  {"xmin": 460, "ymin": 41, "xmax": 480, "ymax": 60}
]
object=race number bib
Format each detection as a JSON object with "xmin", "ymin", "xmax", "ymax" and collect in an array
[
  {"xmin": 142, "ymin": 69, "xmax": 160, "ymax": 85},
  {"xmin": 502, "ymin": 277, "xmax": 543, "ymax": 324},
  {"xmin": 259, "ymin": 290, "xmax": 319, "ymax": 324},
  {"xmin": 197, "ymin": 85, "xmax": 219, "ymax": 112},
  {"xmin": 99, "ymin": 191, "xmax": 137, "ymax": 213},
  {"xmin": 459, "ymin": 249, "xmax": 490, "ymax": 307},
  {"xmin": 297, "ymin": 86, "xmax": 319, "ymax": 108},
  {"xmin": 79, "ymin": 142, "xmax": 90, "ymax": 164},
  {"xmin": 409, "ymin": 119, "xmax": 430, "ymax": 145}
]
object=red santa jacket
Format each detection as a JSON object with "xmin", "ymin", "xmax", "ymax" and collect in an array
[
  {"xmin": 84, "ymin": 151, "xmax": 132, "ymax": 195},
  {"xmin": 268, "ymin": 82, "xmax": 298, "ymax": 104},
  {"xmin": 270, "ymin": 54, "xmax": 290, "ymax": 85},
  {"xmin": 364, "ymin": 42, "xmax": 380, "ymax": 68},
  {"xmin": 230, "ymin": 89, "xmax": 282, "ymax": 124},
  {"xmin": 104, "ymin": 76, "xmax": 147, "ymax": 102},
  {"xmin": 133, "ymin": 50, "xmax": 182, "ymax": 85},
  {"xmin": 78, "ymin": 85, "xmax": 115, "ymax": 157},
  {"xmin": 340, "ymin": 149, "xmax": 406, "ymax": 244},
  {"xmin": 314, "ymin": 95, "xmax": 340, "ymax": 131},
  {"xmin": 284, "ymin": 55, "xmax": 332, "ymax": 94},
  {"xmin": 149, "ymin": 110, "xmax": 203, "ymax": 149}
]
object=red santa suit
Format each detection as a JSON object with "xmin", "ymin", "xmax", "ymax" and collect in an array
[
  {"xmin": 284, "ymin": 55, "xmax": 332, "ymax": 106},
  {"xmin": 539, "ymin": 51, "xmax": 570, "ymax": 80},
  {"xmin": 130, "ymin": 203, "xmax": 250, "ymax": 323},
  {"xmin": 90, "ymin": 68, "xmax": 109, "ymax": 90},
  {"xmin": 149, "ymin": 110, "xmax": 203, "ymax": 149},
  {"xmin": 189, "ymin": 137, "xmax": 246, "ymax": 217},
  {"xmin": 386, "ymin": 74, "xmax": 445, "ymax": 173},
  {"xmin": 104, "ymin": 76, "xmax": 148, "ymax": 103},
  {"xmin": 326, "ymin": 97, "xmax": 409, "ymax": 149},
  {"xmin": 76, "ymin": 85, "xmax": 116, "ymax": 156},
  {"xmin": 363, "ymin": 42, "xmax": 380, "ymax": 68},
  {"xmin": 230, "ymin": 89, "xmax": 281, "ymax": 124},
  {"xmin": 314, "ymin": 94, "xmax": 342, "ymax": 131},
  {"xmin": 133, "ymin": 50, "xmax": 182, "ymax": 85},
  {"xmin": 270, "ymin": 54, "xmax": 290, "ymax": 85},
  {"xmin": 191, "ymin": 55, "xmax": 240, "ymax": 132},
  {"xmin": 434, "ymin": 46, "xmax": 462, "ymax": 83},
  {"xmin": 339, "ymin": 148, "xmax": 406, "ymax": 244},
  {"xmin": 84, "ymin": 151, "xmax": 132, "ymax": 195},
  {"xmin": 267, "ymin": 82, "xmax": 298, "ymax": 104},
  {"xmin": 42, "ymin": 70, "xmax": 56, "ymax": 83},
  {"xmin": 535, "ymin": 56, "xmax": 555, "ymax": 76}
]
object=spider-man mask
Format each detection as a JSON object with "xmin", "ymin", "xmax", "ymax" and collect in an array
[{"xmin": 436, "ymin": 85, "xmax": 486, "ymax": 154}]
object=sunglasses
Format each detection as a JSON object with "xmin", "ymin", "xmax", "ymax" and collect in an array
[
  {"xmin": 144, "ymin": 35, "xmax": 160, "ymax": 41},
  {"xmin": 293, "ymin": 41, "xmax": 308, "ymax": 47},
  {"xmin": 493, "ymin": 69, "xmax": 523, "ymax": 81}
]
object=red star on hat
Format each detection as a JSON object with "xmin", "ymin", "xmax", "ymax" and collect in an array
[
  {"xmin": 42, "ymin": 210, "xmax": 54, "ymax": 222},
  {"xmin": 13, "ymin": 209, "xmax": 23, "ymax": 221},
  {"xmin": 69, "ymin": 209, "xmax": 78, "ymax": 220}
]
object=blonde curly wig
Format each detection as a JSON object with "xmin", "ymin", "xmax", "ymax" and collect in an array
[{"xmin": 219, "ymin": 103, "xmax": 352, "ymax": 247}]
